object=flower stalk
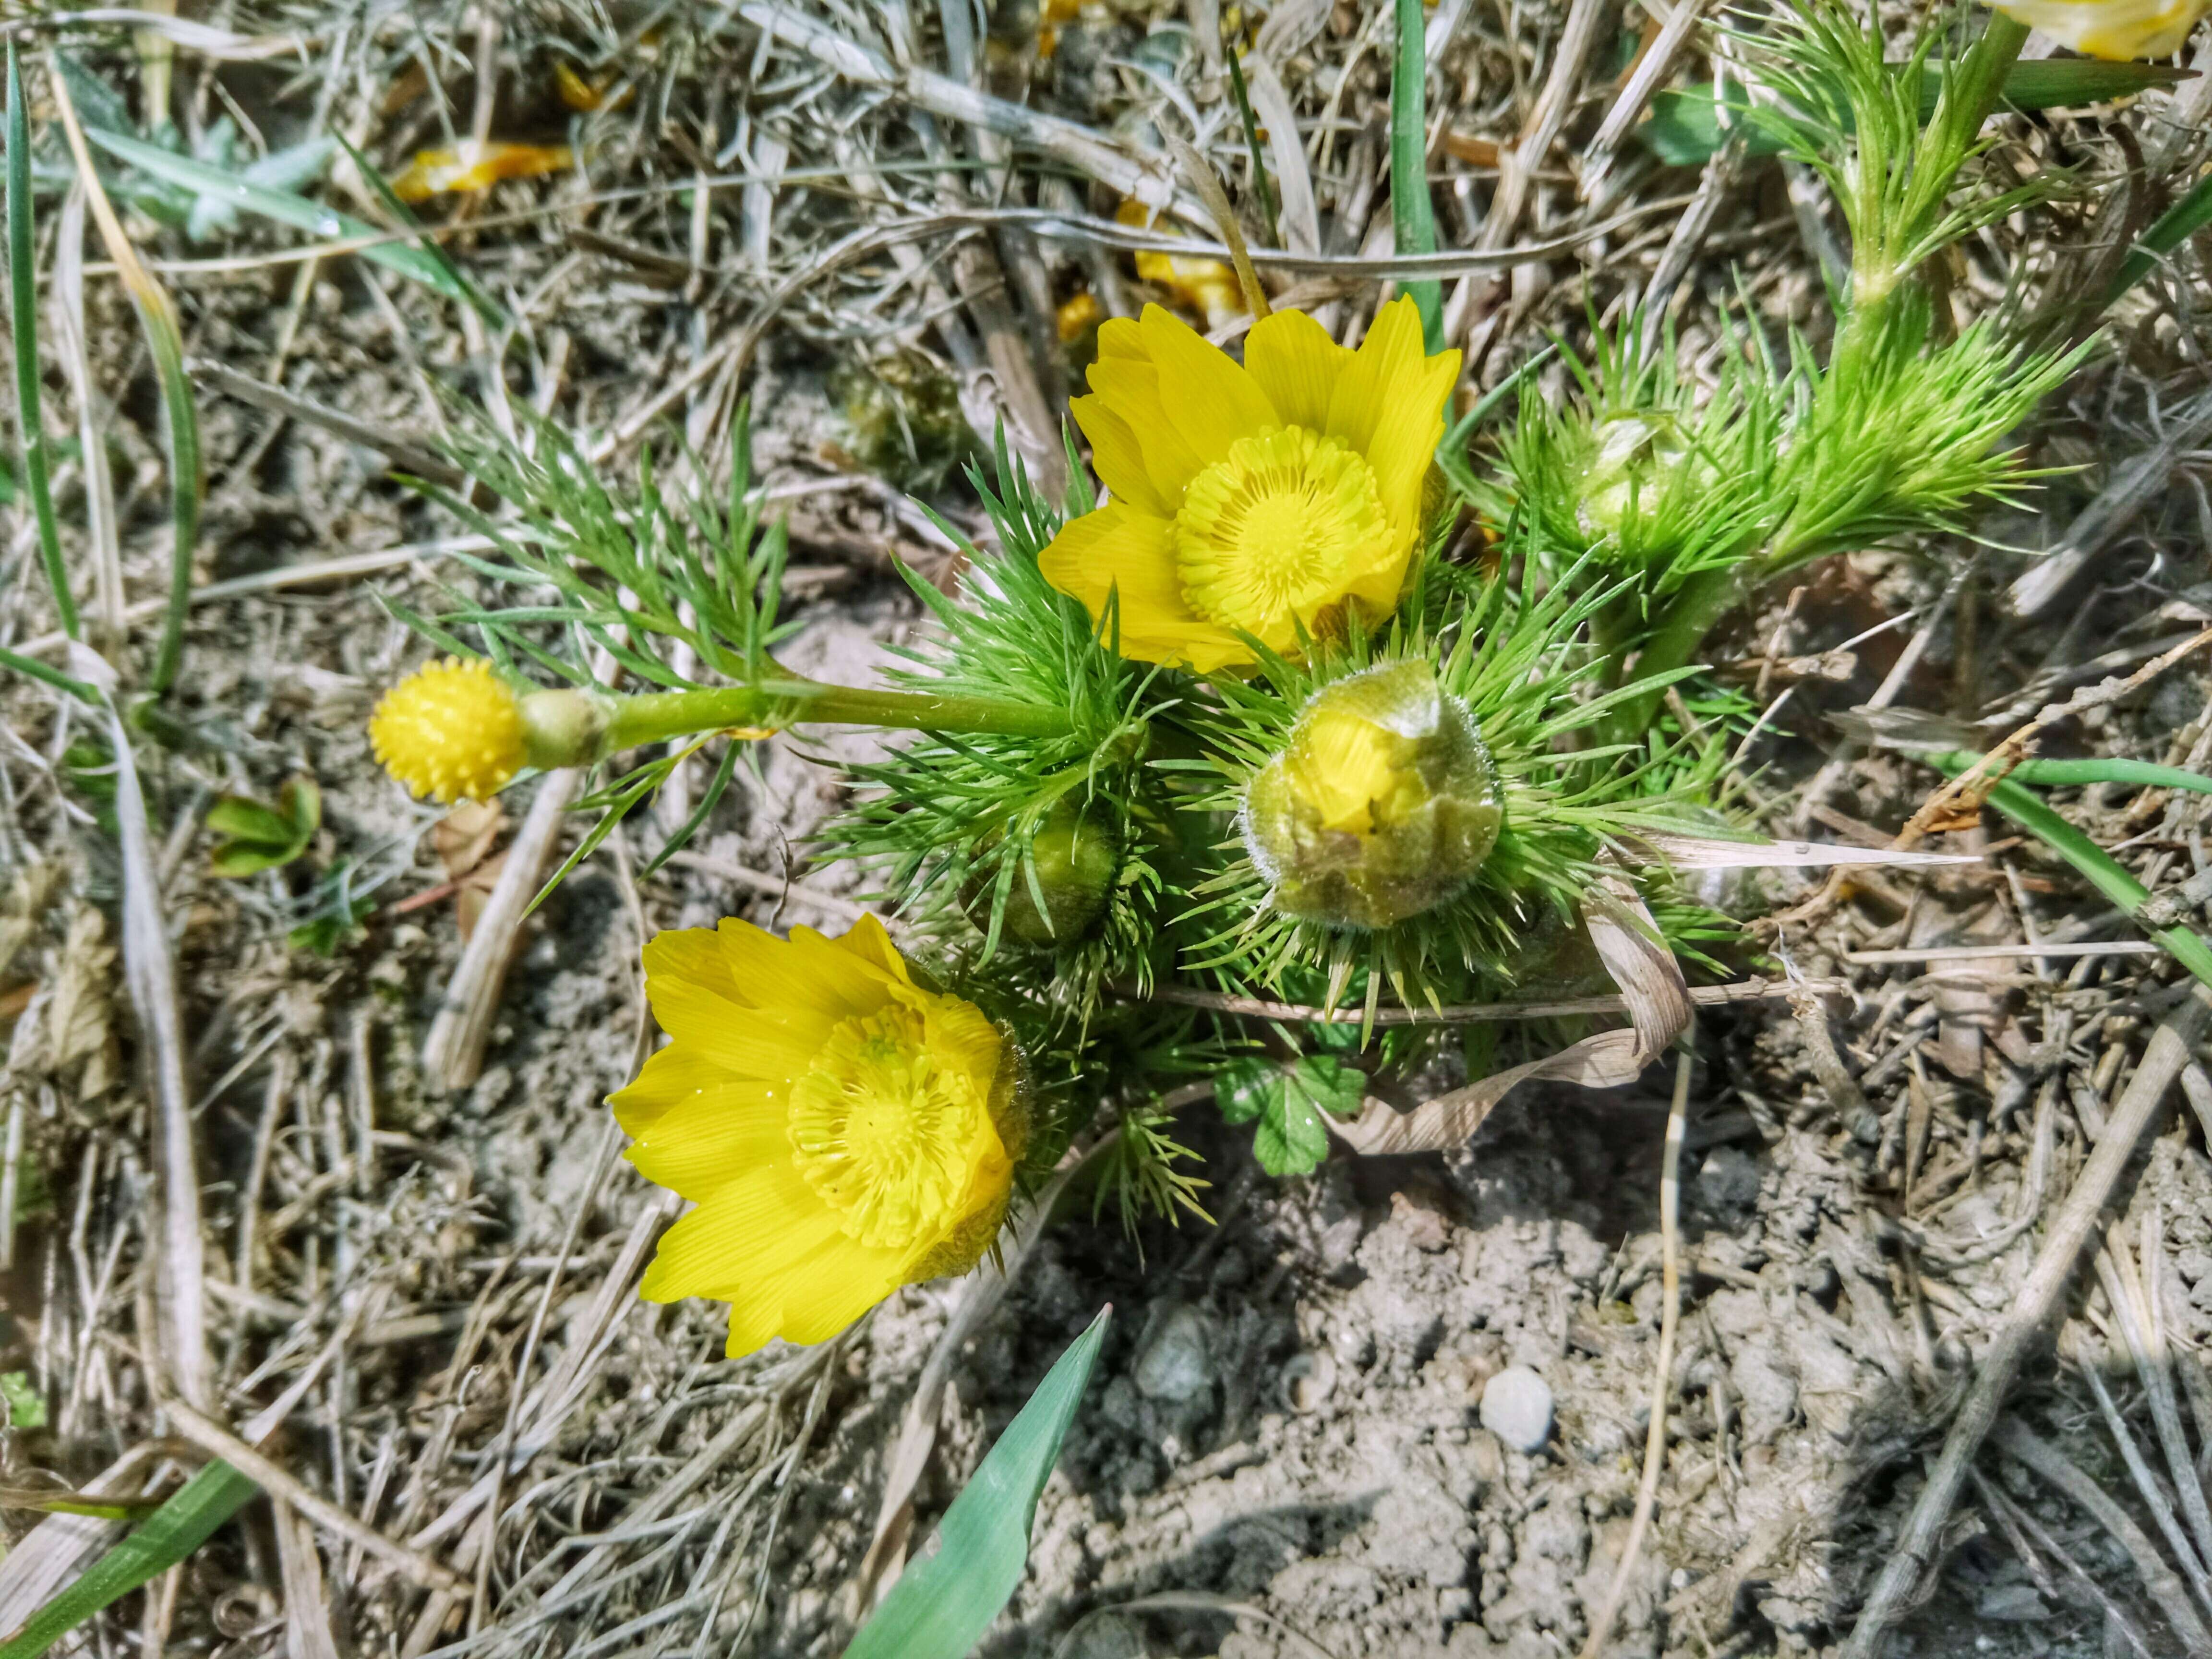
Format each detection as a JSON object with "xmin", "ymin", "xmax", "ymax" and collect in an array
[{"xmin": 591, "ymin": 674, "xmax": 1078, "ymax": 752}]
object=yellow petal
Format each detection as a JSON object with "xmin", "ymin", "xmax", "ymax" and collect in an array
[
  {"xmin": 1038, "ymin": 502, "xmax": 1249, "ymax": 671},
  {"xmin": 642, "ymin": 926, "xmax": 744, "ymax": 1005},
  {"xmin": 1243, "ymin": 307, "xmax": 1353, "ymax": 433},
  {"xmin": 1095, "ymin": 314, "xmax": 1146, "ymax": 359},
  {"xmin": 646, "ymin": 973, "xmax": 830, "ymax": 1082},
  {"xmin": 1137, "ymin": 303, "xmax": 1280, "ymax": 469},
  {"xmin": 640, "ymin": 1164, "xmax": 838, "ymax": 1302},
  {"xmin": 622, "ymin": 1079, "xmax": 787, "ymax": 1202},
  {"xmin": 1086, "ymin": 354, "xmax": 1208, "ymax": 503},
  {"xmin": 716, "ymin": 917, "xmax": 892, "ymax": 1021},
  {"xmin": 826, "ymin": 913, "xmax": 910, "ymax": 981},
  {"xmin": 923, "ymin": 998, "xmax": 1005, "ymax": 1105},
  {"xmin": 759, "ymin": 1237, "xmax": 908, "ymax": 1348},
  {"xmin": 1992, "ymin": 0, "xmax": 2204, "ymax": 55},
  {"xmin": 1325, "ymin": 297, "xmax": 1458, "ymax": 606},
  {"xmin": 609, "ymin": 1042, "xmax": 736, "ymax": 1134},
  {"xmin": 1072, "ymin": 395, "xmax": 1170, "ymax": 517}
]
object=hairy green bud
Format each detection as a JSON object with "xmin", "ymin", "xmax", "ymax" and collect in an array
[
  {"xmin": 964, "ymin": 796, "xmax": 1121, "ymax": 946},
  {"xmin": 1577, "ymin": 412, "xmax": 1709, "ymax": 541},
  {"xmin": 1241, "ymin": 660, "xmax": 1504, "ymax": 930}
]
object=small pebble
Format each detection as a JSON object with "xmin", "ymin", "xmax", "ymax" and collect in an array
[
  {"xmin": 1133, "ymin": 1304, "xmax": 1215, "ymax": 1402},
  {"xmin": 1478, "ymin": 1365, "xmax": 1554, "ymax": 1452}
]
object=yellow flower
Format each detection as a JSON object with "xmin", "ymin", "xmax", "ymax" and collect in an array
[
  {"xmin": 1242, "ymin": 660, "xmax": 1503, "ymax": 929},
  {"xmin": 1985, "ymin": 0, "xmax": 2206, "ymax": 56},
  {"xmin": 615, "ymin": 916, "xmax": 1025, "ymax": 1356},
  {"xmin": 369, "ymin": 658, "xmax": 528, "ymax": 804},
  {"xmin": 1041, "ymin": 297, "xmax": 1460, "ymax": 673}
]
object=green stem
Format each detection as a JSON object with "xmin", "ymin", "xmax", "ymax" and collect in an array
[
  {"xmin": 1389, "ymin": 0, "xmax": 1443, "ymax": 352},
  {"xmin": 1600, "ymin": 565, "xmax": 1739, "ymax": 741},
  {"xmin": 599, "ymin": 674, "xmax": 1077, "ymax": 750},
  {"xmin": 6, "ymin": 44, "xmax": 75, "ymax": 642}
]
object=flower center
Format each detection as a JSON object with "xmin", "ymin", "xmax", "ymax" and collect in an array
[
  {"xmin": 787, "ymin": 1007, "xmax": 983, "ymax": 1251},
  {"xmin": 1173, "ymin": 427, "xmax": 1391, "ymax": 642}
]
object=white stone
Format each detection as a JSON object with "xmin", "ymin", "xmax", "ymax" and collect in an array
[{"xmin": 1478, "ymin": 1365, "xmax": 1554, "ymax": 1452}]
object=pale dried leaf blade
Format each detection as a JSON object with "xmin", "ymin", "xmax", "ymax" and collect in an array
[
  {"xmin": 1627, "ymin": 831, "xmax": 1982, "ymax": 869},
  {"xmin": 1333, "ymin": 878, "xmax": 1689, "ymax": 1154}
]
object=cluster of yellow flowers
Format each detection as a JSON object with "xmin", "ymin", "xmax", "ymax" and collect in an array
[
  {"xmin": 366, "ymin": 299, "xmax": 1488, "ymax": 1354},
  {"xmin": 359, "ymin": 0, "xmax": 2212, "ymax": 1361}
]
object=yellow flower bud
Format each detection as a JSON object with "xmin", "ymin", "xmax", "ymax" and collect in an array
[
  {"xmin": 370, "ymin": 663, "xmax": 612, "ymax": 804},
  {"xmin": 1985, "ymin": 0, "xmax": 2206, "ymax": 59},
  {"xmin": 369, "ymin": 658, "xmax": 528, "ymax": 804},
  {"xmin": 962, "ymin": 797, "xmax": 1121, "ymax": 946},
  {"xmin": 1242, "ymin": 660, "xmax": 1504, "ymax": 929},
  {"xmin": 614, "ymin": 916, "xmax": 1026, "ymax": 1356}
]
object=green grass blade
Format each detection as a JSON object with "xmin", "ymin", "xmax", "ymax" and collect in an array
[
  {"xmin": 72, "ymin": 125, "xmax": 472, "ymax": 306},
  {"xmin": 844, "ymin": 1306, "xmax": 1111, "ymax": 1659},
  {"xmin": 1927, "ymin": 757, "xmax": 2212, "ymax": 991},
  {"xmin": 333, "ymin": 135, "xmax": 509, "ymax": 327},
  {"xmin": 0, "ymin": 644, "xmax": 97, "ymax": 703},
  {"xmin": 0, "ymin": 1461, "xmax": 258, "ymax": 1659},
  {"xmin": 140, "ymin": 283, "xmax": 198, "ymax": 694},
  {"xmin": 6, "ymin": 44, "xmax": 75, "ymax": 641},
  {"xmin": 1224, "ymin": 51, "xmax": 1278, "ymax": 245},
  {"xmin": 1929, "ymin": 751, "xmax": 2212, "ymax": 796},
  {"xmin": 1389, "ymin": 0, "xmax": 1443, "ymax": 353},
  {"xmin": 1640, "ymin": 57, "xmax": 2182, "ymax": 167},
  {"xmin": 2113, "ymin": 169, "xmax": 2212, "ymax": 303}
]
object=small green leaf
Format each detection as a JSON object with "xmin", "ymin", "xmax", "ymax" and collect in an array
[
  {"xmin": 283, "ymin": 775, "xmax": 323, "ymax": 841},
  {"xmin": 1214, "ymin": 1056, "xmax": 1277, "ymax": 1126},
  {"xmin": 206, "ymin": 779, "xmax": 318, "ymax": 878},
  {"xmin": 844, "ymin": 1306, "xmax": 1111, "ymax": 1659},
  {"xmin": 204, "ymin": 797, "xmax": 297, "ymax": 847},
  {"xmin": 1216, "ymin": 1056, "xmax": 1358, "ymax": 1176},
  {"xmin": 0, "ymin": 1371, "xmax": 46, "ymax": 1429}
]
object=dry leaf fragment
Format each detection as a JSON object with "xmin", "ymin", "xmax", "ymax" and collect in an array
[
  {"xmin": 553, "ymin": 62, "xmax": 632, "ymax": 113},
  {"xmin": 42, "ymin": 906, "xmax": 119, "ymax": 1101},
  {"xmin": 391, "ymin": 140, "xmax": 573, "ymax": 203},
  {"xmin": 1116, "ymin": 199, "xmax": 1243, "ymax": 326}
]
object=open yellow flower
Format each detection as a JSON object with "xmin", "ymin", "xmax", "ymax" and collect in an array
[
  {"xmin": 614, "ymin": 915, "xmax": 1025, "ymax": 1356},
  {"xmin": 1041, "ymin": 297, "xmax": 1460, "ymax": 673},
  {"xmin": 1986, "ymin": 0, "xmax": 2206, "ymax": 56}
]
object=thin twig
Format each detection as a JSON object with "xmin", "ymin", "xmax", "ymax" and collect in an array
[
  {"xmin": 163, "ymin": 1400, "xmax": 468, "ymax": 1593},
  {"xmin": 1992, "ymin": 1417, "xmax": 2212, "ymax": 1651},
  {"xmin": 1126, "ymin": 974, "xmax": 1839, "ymax": 1026}
]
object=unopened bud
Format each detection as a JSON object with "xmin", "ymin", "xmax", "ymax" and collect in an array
[
  {"xmin": 1576, "ymin": 413, "xmax": 1707, "ymax": 540},
  {"xmin": 963, "ymin": 796, "xmax": 1120, "ymax": 946},
  {"xmin": 1241, "ymin": 660, "xmax": 1503, "ymax": 929}
]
